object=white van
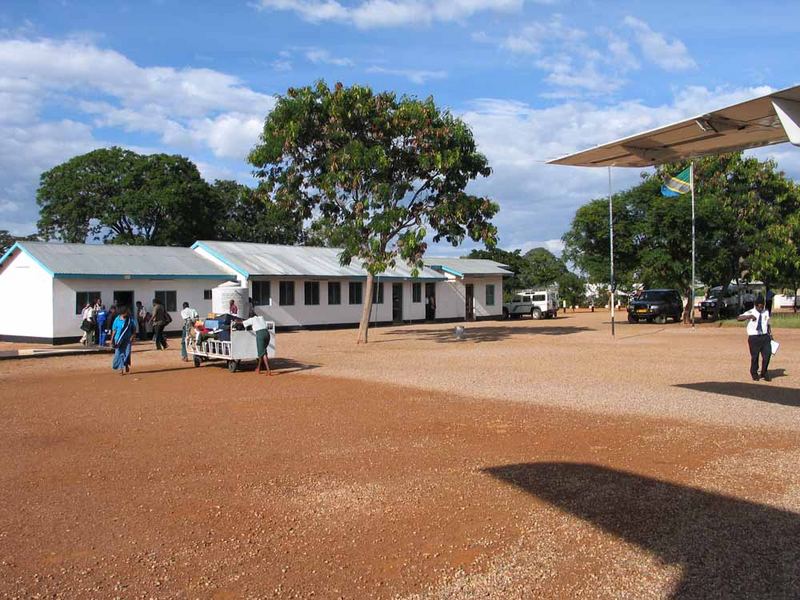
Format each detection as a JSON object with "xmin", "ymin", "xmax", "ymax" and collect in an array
[{"xmin": 503, "ymin": 289, "xmax": 559, "ymax": 320}]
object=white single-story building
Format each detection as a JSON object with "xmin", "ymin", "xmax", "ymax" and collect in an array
[
  {"xmin": 422, "ymin": 257, "xmax": 510, "ymax": 321},
  {"xmin": 0, "ymin": 242, "xmax": 233, "ymax": 344},
  {"xmin": 192, "ymin": 241, "xmax": 510, "ymax": 327},
  {"xmin": 0, "ymin": 241, "xmax": 511, "ymax": 343}
]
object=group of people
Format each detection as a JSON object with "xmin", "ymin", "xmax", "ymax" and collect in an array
[{"xmin": 88, "ymin": 296, "xmax": 269, "ymax": 376}]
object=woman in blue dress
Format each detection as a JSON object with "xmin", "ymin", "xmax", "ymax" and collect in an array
[{"xmin": 111, "ymin": 305, "xmax": 138, "ymax": 375}]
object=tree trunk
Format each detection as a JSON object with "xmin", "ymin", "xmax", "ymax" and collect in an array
[{"xmin": 357, "ymin": 272, "xmax": 375, "ymax": 344}]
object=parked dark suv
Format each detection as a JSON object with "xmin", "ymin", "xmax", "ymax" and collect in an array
[{"xmin": 627, "ymin": 289, "xmax": 684, "ymax": 324}]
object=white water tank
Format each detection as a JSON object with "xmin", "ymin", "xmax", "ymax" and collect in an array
[{"xmin": 212, "ymin": 281, "xmax": 249, "ymax": 315}]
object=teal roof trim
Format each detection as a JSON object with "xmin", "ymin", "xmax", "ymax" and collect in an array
[
  {"xmin": 433, "ymin": 265, "xmax": 464, "ymax": 277},
  {"xmin": 0, "ymin": 242, "xmax": 56, "ymax": 276},
  {"xmin": 53, "ymin": 273, "xmax": 234, "ymax": 280},
  {"xmin": 191, "ymin": 241, "xmax": 250, "ymax": 278}
]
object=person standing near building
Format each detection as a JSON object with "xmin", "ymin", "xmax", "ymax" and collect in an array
[
  {"xmin": 229, "ymin": 298, "xmax": 239, "ymax": 315},
  {"xmin": 242, "ymin": 314, "xmax": 271, "ymax": 376},
  {"xmin": 79, "ymin": 302, "xmax": 93, "ymax": 345},
  {"xmin": 151, "ymin": 297, "xmax": 171, "ymax": 350},
  {"xmin": 96, "ymin": 305, "xmax": 108, "ymax": 347},
  {"xmin": 737, "ymin": 295, "xmax": 772, "ymax": 381},
  {"xmin": 135, "ymin": 301, "xmax": 146, "ymax": 338},
  {"xmin": 180, "ymin": 301, "xmax": 199, "ymax": 362},
  {"xmin": 111, "ymin": 305, "xmax": 137, "ymax": 375}
]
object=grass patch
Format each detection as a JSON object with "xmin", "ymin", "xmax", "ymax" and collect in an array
[{"xmin": 719, "ymin": 313, "xmax": 800, "ymax": 329}]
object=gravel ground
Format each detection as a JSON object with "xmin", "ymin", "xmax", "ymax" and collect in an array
[{"xmin": 0, "ymin": 311, "xmax": 798, "ymax": 598}]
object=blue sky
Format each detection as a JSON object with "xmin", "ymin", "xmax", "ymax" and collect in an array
[{"xmin": 1, "ymin": 0, "xmax": 799, "ymax": 255}]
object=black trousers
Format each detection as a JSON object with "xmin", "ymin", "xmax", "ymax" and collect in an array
[
  {"xmin": 153, "ymin": 324, "xmax": 168, "ymax": 350},
  {"xmin": 748, "ymin": 334, "xmax": 771, "ymax": 377}
]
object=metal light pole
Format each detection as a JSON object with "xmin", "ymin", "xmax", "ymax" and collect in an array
[
  {"xmin": 608, "ymin": 166, "xmax": 615, "ymax": 338},
  {"xmin": 690, "ymin": 162, "xmax": 696, "ymax": 329}
]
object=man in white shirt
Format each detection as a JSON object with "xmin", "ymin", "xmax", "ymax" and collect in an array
[
  {"xmin": 737, "ymin": 296, "xmax": 772, "ymax": 381},
  {"xmin": 180, "ymin": 302, "xmax": 199, "ymax": 362}
]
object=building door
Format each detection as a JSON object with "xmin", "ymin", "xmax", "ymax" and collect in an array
[
  {"xmin": 425, "ymin": 282, "xmax": 436, "ymax": 320},
  {"xmin": 465, "ymin": 284, "xmax": 474, "ymax": 321},
  {"xmin": 392, "ymin": 283, "xmax": 403, "ymax": 323},
  {"xmin": 113, "ymin": 290, "xmax": 134, "ymax": 310}
]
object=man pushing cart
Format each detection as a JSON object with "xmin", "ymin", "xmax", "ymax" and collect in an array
[{"xmin": 187, "ymin": 313, "xmax": 276, "ymax": 374}]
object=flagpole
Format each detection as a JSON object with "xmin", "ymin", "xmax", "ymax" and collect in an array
[
  {"xmin": 608, "ymin": 166, "xmax": 615, "ymax": 338},
  {"xmin": 690, "ymin": 162, "xmax": 696, "ymax": 329}
]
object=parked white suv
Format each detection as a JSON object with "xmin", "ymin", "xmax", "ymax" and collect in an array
[{"xmin": 503, "ymin": 289, "xmax": 559, "ymax": 320}]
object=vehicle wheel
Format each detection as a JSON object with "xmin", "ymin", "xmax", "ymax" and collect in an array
[
  {"xmin": 627, "ymin": 314, "xmax": 638, "ymax": 323},
  {"xmin": 502, "ymin": 308, "xmax": 509, "ymax": 320},
  {"xmin": 654, "ymin": 314, "xmax": 667, "ymax": 325},
  {"xmin": 531, "ymin": 308, "xmax": 543, "ymax": 320},
  {"xmin": 700, "ymin": 312, "xmax": 707, "ymax": 320},
  {"xmin": 227, "ymin": 360, "xmax": 238, "ymax": 373},
  {"xmin": 193, "ymin": 356, "xmax": 201, "ymax": 367}
]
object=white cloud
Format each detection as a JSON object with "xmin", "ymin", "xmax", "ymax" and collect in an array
[
  {"xmin": 305, "ymin": 48, "xmax": 354, "ymax": 67},
  {"xmin": 623, "ymin": 16, "xmax": 696, "ymax": 72},
  {"xmin": 457, "ymin": 85, "xmax": 778, "ymax": 250},
  {"xmin": 0, "ymin": 36, "xmax": 277, "ymax": 234},
  {"xmin": 256, "ymin": 0, "xmax": 525, "ymax": 28},
  {"xmin": 366, "ymin": 66, "xmax": 447, "ymax": 84},
  {"xmin": 497, "ymin": 16, "xmax": 697, "ymax": 97}
]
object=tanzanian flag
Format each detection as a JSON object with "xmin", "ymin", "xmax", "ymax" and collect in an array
[{"xmin": 661, "ymin": 166, "xmax": 692, "ymax": 196}]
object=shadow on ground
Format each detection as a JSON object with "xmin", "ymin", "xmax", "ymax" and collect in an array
[
  {"xmin": 133, "ymin": 357, "xmax": 319, "ymax": 375},
  {"xmin": 674, "ymin": 375, "xmax": 798, "ymax": 407},
  {"xmin": 381, "ymin": 324, "xmax": 593, "ymax": 343},
  {"xmin": 483, "ymin": 462, "xmax": 800, "ymax": 599}
]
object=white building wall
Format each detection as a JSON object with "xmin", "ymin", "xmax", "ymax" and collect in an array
[
  {"xmin": 51, "ymin": 277, "xmax": 230, "ymax": 339},
  {"xmin": 471, "ymin": 276, "xmax": 504, "ymax": 318},
  {"xmin": 250, "ymin": 277, "xmax": 428, "ymax": 327},
  {"xmin": 0, "ymin": 250, "xmax": 55, "ymax": 339},
  {"xmin": 433, "ymin": 275, "xmax": 504, "ymax": 320}
]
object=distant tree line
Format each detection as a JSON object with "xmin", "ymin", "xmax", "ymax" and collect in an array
[
  {"xmin": 562, "ymin": 153, "xmax": 800, "ymax": 306},
  {"xmin": 466, "ymin": 246, "xmax": 586, "ymax": 307}
]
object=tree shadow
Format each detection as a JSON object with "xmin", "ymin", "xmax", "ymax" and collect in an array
[
  {"xmin": 483, "ymin": 462, "xmax": 800, "ymax": 598},
  {"xmin": 380, "ymin": 325, "xmax": 593, "ymax": 343},
  {"xmin": 674, "ymin": 376, "xmax": 798, "ymax": 408}
]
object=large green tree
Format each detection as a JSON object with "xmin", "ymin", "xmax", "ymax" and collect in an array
[
  {"xmin": 249, "ymin": 81, "xmax": 499, "ymax": 343},
  {"xmin": 563, "ymin": 153, "xmax": 800, "ymax": 294},
  {"xmin": 466, "ymin": 247, "xmax": 526, "ymax": 301},
  {"xmin": 37, "ymin": 147, "xmax": 218, "ymax": 246},
  {"xmin": 521, "ymin": 247, "xmax": 567, "ymax": 288},
  {"xmin": 212, "ymin": 179, "xmax": 303, "ymax": 245}
]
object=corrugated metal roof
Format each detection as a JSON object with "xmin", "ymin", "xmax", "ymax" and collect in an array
[
  {"xmin": 423, "ymin": 257, "xmax": 512, "ymax": 277},
  {"xmin": 194, "ymin": 241, "xmax": 446, "ymax": 280},
  {"xmin": 9, "ymin": 242, "xmax": 233, "ymax": 279}
]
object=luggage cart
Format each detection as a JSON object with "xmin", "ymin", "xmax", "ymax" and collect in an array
[{"xmin": 187, "ymin": 322, "xmax": 276, "ymax": 372}]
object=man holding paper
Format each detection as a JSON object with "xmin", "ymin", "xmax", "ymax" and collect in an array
[{"xmin": 737, "ymin": 296, "xmax": 773, "ymax": 382}]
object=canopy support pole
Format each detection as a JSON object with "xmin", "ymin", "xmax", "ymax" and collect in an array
[
  {"xmin": 608, "ymin": 166, "xmax": 615, "ymax": 338},
  {"xmin": 690, "ymin": 162, "xmax": 696, "ymax": 329}
]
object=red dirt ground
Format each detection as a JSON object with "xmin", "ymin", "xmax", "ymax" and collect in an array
[{"xmin": 1, "ymin": 312, "xmax": 799, "ymax": 598}]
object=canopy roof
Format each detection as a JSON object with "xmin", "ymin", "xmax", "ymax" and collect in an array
[{"xmin": 549, "ymin": 84, "xmax": 800, "ymax": 168}]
